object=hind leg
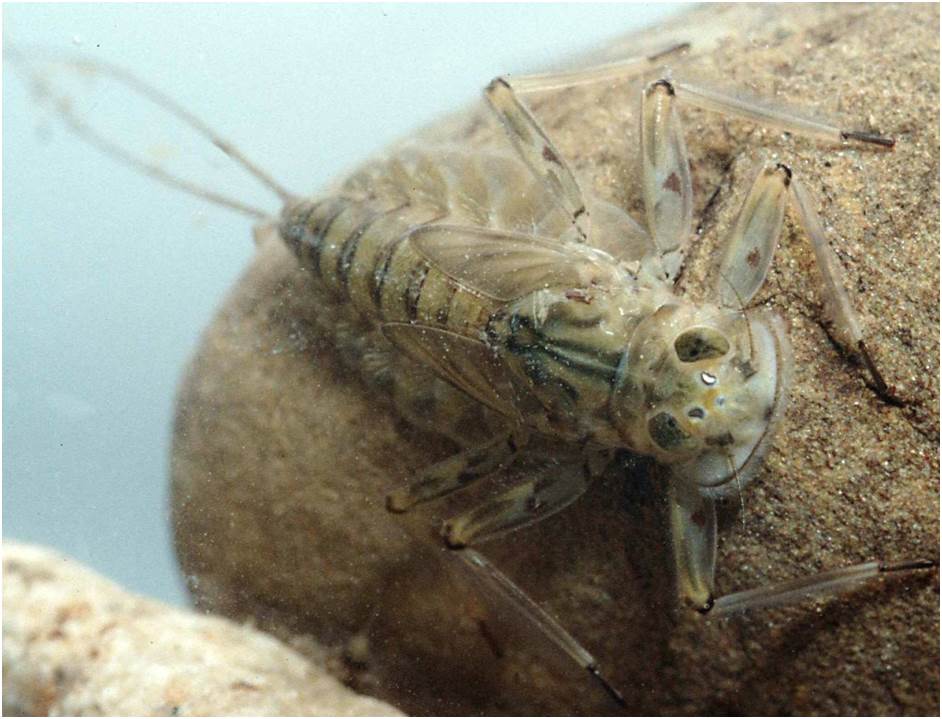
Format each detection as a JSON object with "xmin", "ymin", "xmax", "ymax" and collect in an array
[{"xmin": 482, "ymin": 42, "xmax": 691, "ymax": 244}]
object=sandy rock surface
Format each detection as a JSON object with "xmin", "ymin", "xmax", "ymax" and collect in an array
[
  {"xmin": 2, "ymin": 542, "xmax": 401, "ymax": 716},
  {"xmin": 171, "ymin": 4, "xmax": 939, "ymax": 715}
]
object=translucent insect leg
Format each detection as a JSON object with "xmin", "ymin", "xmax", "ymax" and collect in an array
[
  {"xmin": 707, "ymin": 558, "xmax": 938, "ymax": 617},
  {"xmin": 672, "ymin": 479, "xmax": 938, "ymax": 616},
  {"xmin": 483, "ymin": 42, "xmax": 691, "ymax": 245},
  {"xmin": 385, "ymin": 432, "xmax": 524, "ymax": 513},
  {"xmin": 484, "ymin": 77, "xmax": 590, "ymax": 241},
  {"xmin": 454, "ymin": 549, "xmax": 626, "ymax": 708},
  {"xmin": 672, "ymin": 80, "xmax": 895, "ymax": 147},
  {"xmin": 712, "ymin": 163, "xmax": 790, "ymax": 307},
  {"xmin": 442, "ymin": 461, "xmax": 592, "ymax": 548},
  {"xmin": 785, "ymin": 171, "xmax": 893, "ymax": 399},
  {"xmin": 640, "ymin": 80, "xmax": 694, "ymax": 280},
  {"xmin": 506, "ymin": 41, "xmax": 690, "ymax": 93},
  {"xmin": 669, "ymin": 481, "xmax": 718, "ymax": 610}
]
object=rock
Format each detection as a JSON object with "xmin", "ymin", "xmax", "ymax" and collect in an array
[
  {"xmin": 2, "ymin": 542, "xmax": 401, "ymax": 716},
  {"xmin": 170, "ymin": 4, "xmax": 939, "ymax": 715}
]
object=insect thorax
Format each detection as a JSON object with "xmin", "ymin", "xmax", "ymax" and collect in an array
[{"xmin": 485, "ymin": 284, "xmax": 655, "ymax": 445}]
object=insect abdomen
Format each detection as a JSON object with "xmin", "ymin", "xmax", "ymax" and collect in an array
[
  {"xmin": 278, "ymin": 147, "xmax": 571, "ymax": 339},
  {"xmin": 279, "ymin": 193, "xmax": 497, "ymax": 339}
]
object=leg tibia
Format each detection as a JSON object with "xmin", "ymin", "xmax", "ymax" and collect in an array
[
  {"xmin": 673, "ymin": 81, "xmax": 894, "ymax": 147},
  {"xmin": 709, "ymin": 558, "xmax": 937, "ymax": 617},
  {"xmin": 786, "ymin": 174, "xmax": 891, "ymax": 397},
  {"xmin": 506, "ymin": 41, "xmax": 689, "ymax": 94},
  {"xmin": 454, "ymin": 549, "xmax": 626, "ymax": 707}
]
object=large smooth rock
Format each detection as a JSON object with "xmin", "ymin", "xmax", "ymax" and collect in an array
[{"xmin": 171, "ymin": 5, "xmax": 939, "ymax": 714}]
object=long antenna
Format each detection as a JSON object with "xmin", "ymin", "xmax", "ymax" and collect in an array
[
  {"xmin": 723, "ymin": 450, "xmax": 747, "ymax": 531},
  {"xmin": 7, "ymin": 45, "xmax": 297, "ymax": 219},
  {"xmin": 718, "ymin": 270, "xmax": 755, "ymax": 363}
]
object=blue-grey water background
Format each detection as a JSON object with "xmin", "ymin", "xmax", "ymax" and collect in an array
[{"xmin": 3, "ymin": 4, "xmax": 684, "ymax": 605}]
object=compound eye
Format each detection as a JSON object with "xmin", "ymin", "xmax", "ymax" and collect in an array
[
  {"xmin": 648, "ymin": 412, "xmax": 690, "ymax": 451},
  {"xmin": 674, "ymin": 327, "xmax": 730, "ymax": 362}
]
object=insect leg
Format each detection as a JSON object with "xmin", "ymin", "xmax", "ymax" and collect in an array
[
  {"xmin": 707, "ymin": 558, "xmax": 937, "ymax": 618},
  {"xmin": 640, "ymin": 80, "xmax": 694, "ymax": 280},
  {"xmin": 669, "ymin": 481, "xmax": 718, "ymax": 611},
  {"xmin": 484, "ymin": 76, "xmax": 590, "ymax": 241},
  {"xmin": 442, "ymin": 461, "xmax": 592, "ymax": 548},
  {"xmin": 386, "ymin": 434, "xmax": 526, "ymax": 513},
  {"xmin": 453, "ymin": 549, "xmax": 626, "ymax": 708},
  {"xmin": 706, "ymin": 158, "xmax": 891, "ymax": 400},
  {"xmin": 671, "ymin": 80, "xmax": 895, "ymax": 147},
  {"xmin": 385, "ymin": 433, "xmax": 524, "ymax": 513},
  {"xmin": 785, "ymin": 171, "xmax": 894, "ymax": 400},
  {"xmin": 711, "ymin": 163, "xmax": 790, "ymax": 307},
  {"xmin": 505, "ymin": 41, "xmax": 689, "ymax": 94}
]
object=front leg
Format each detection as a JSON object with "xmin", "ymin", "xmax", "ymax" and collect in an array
[
  {"xmin": 669, "ymin": 481, "xmax": 717, "ymax": 610},
  {"xmin": 670, "ymin": 480, "xmax": 937, "ymax": 615},
  {"xmin": 643, "ymin": 75, "xmax": 895, "ymax": 400},
  {"xmin": 785, "ymin": 173, "xmax": 895, "ymax": 401},
  {"xmin": 702, "ymin": 155, "xmax": 894, "ymax": 401}
]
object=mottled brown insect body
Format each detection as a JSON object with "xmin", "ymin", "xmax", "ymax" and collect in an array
[
  {"xmin": 280, "ymin": 148, "xmax": 679, "ymax": 449},
  {"xmin": 280, "ymin": 150, "xmax": 560, "ymax": 328}
]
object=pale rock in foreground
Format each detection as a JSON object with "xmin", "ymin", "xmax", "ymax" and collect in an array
[{"xmin": 2, "ymin": 542, "xmax": 401, "ymax": 716}]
